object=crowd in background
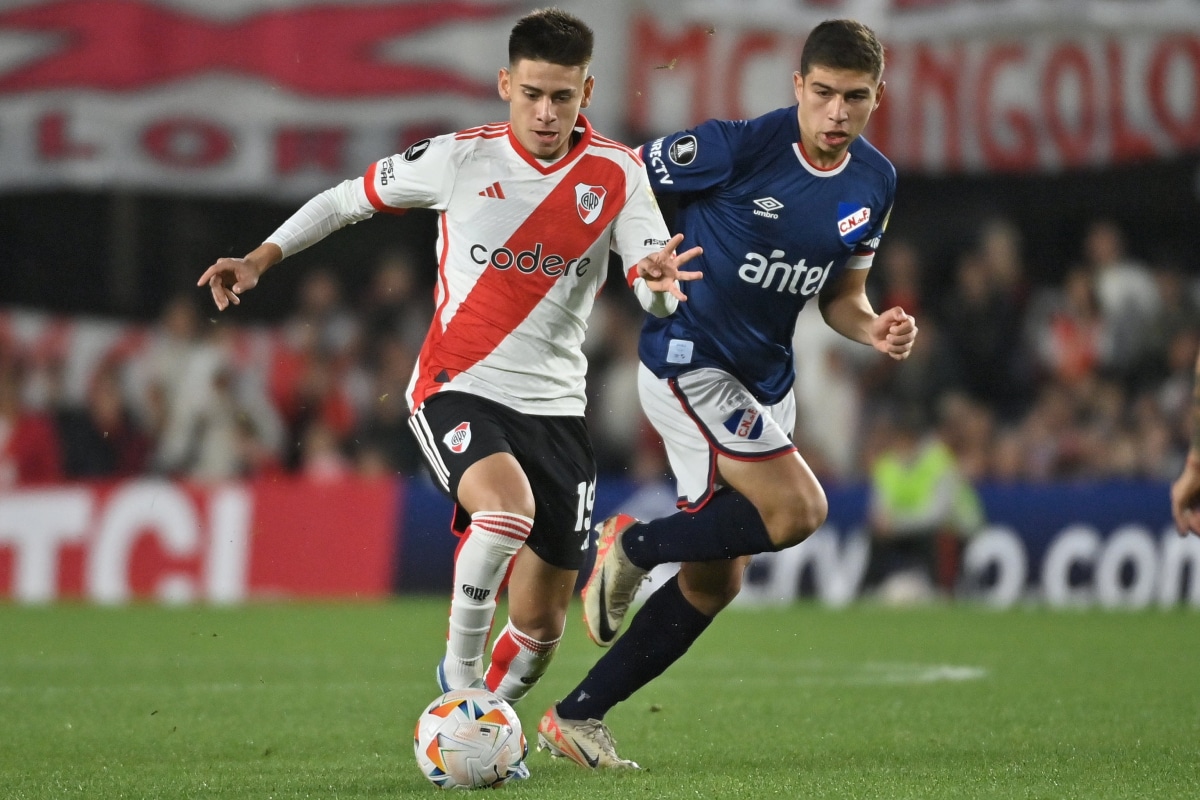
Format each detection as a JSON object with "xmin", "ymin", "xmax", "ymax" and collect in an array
[{"xmin": 1, "ymin": 215, "xmax": 1195, "ymax": 492}]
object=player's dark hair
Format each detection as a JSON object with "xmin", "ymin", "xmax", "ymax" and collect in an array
[
  {"xmin": 799, "ymin": 19, "xmax": 885, "ymax": 81},
  {"xmin": 509, "ymin": 7, "xmax": 594, "ymax": 70}
]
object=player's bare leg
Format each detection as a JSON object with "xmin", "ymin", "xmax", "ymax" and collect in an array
[
  {"xmin": 440, "ymin": 453, "xmax": 535, "ymax": 693},
  {"xmin": 486, "ymin": 547, "xmax": 576, "ymax": 704},
  {"xmin": 715, "ymin": 449, "xmax": 828, "ymax": 551},
  {"xmin": 676, "ymin": 555, "xmax": 750, "ymax": 616}
]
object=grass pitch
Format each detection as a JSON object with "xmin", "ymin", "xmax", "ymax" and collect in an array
[{"xmin": 2, "ymin": 599, "xmax": 1198, "ymax": 799}]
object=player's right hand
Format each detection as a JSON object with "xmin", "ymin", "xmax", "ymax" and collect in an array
[
  {"xmin": 197, "ymin": 257, "xmax": 261, "ymax": 311},
  {"xmin": 639, "ymin": 233, "xmax": 703, "ymax": 301}
]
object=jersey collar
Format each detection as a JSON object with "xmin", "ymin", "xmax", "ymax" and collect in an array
[
  {"xmin": 507, "ymin": 114, "xmax": 594, "ymax": 175},
  {"xmin": 793, "ymin": 136, "xmax": 851, "ymax": 177},
  {"xmin": 787, "ymin": 106, "xmax": 854, "ymax": 176}
]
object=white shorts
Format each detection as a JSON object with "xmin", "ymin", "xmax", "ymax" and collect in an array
[{"xmin": 637, "ymin": 363, "xmax": 797, "ymax": 510}]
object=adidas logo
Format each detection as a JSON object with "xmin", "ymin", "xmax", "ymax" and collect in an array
[{"xmin": 478, "ymin": 182, "xmax": 505, "ymax": 199}]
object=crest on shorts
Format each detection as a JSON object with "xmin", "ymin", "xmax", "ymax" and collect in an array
[
  {"xmin": 443, "ymin": 421, "xmax": 472, "ymax": 454},
  {"xmin": 575, "ymin": 183, "xmax": 607, "ymax": 224},
  {"xmin": 722, "ymin": 408, "xmax": 764, "ymax": 440}
]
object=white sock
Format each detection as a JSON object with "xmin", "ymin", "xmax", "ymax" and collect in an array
[
  {"xmin": 442, "ymin": 511, "xmax": 533, "ymax": 690},
  {"xmin": 486, "ymin": 621, "xmax": 560, "ymax": 704}
]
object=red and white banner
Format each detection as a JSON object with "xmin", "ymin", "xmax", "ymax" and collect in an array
[
  {"xmin": 629, "ymin": 5, "xmax": 1200, "ymax": 173},
  {"xmin": 0, "ymin": 0, "xmax": 519, "ymax": 197},
  {"xmin": 0, "ymin": 0, "xmax": 1197, "ymax": 194},
  {"xmin": 0, "ymin": 476, "xmax": 398, "ymax": 603}
]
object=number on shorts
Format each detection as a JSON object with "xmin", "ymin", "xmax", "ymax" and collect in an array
[{"xmin": 575, "ymin": 480, "xmax": 596, "ymax": 545}]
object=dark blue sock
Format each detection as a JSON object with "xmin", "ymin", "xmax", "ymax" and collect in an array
[
  {"xmin": 621, "ymin": 491, "xmax": 776, "ymax": 569},
  {"xmin": 556, "ymin": 575, "xmax": 712, "ymax": 721}
]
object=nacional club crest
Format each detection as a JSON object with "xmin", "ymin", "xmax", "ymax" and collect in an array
[
  {"xmin": 443, "ymin": 421, "xmax": 472, "ymax": 454},
  {"xmin": 722, "ymin": 408, "xmax": 764, "ymax": 440},
  {"xmin": 836, "ymin": 202, "xmax": 871, "ymax": 242},
  {"xmin": 575, "ymin": 183, "xmax": 607, "ymax": 224}
]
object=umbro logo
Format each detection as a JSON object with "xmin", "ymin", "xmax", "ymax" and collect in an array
[
  {"xmin": 753, "ymin": 197, "xmax": 783, "ymax": 219},
  {"xmin": 479, "ymin": 182, "xmax": 505, "ymax": 199}
]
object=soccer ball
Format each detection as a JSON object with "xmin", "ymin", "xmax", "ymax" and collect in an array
[{"xmin": 413, "ymin": 688, "xmax": 527, "ymax": 789}]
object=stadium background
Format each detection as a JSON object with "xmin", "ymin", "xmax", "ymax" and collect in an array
[{"xmin": 1, "ymin": 0, "xmax": 1197, "ymax": 607}]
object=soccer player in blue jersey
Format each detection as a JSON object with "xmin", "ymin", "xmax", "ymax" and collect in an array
[{"xmin": 536, "ymin": 19, "xmax": 918, "ymax": 768}]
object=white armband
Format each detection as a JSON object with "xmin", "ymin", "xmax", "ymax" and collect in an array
[{"xmin": 633, "ymin": 276, "xmax": 679, "ymax": 318}]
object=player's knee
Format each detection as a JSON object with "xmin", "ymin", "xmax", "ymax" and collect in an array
[
  {"xmin": 507, "ymin": 607, "xmax": 565, "ymax": 643},
  {"xmin": 679, "ymin": 564, "xmax": 744, "ymax": 614},
  {"xmin": 765, "ymin": 487, "xmax": 828, "ymax": 549}
]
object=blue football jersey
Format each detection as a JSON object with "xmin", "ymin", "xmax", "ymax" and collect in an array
[{"xmin": 639, "ymin": 105, "xmax": 896, "ymax": 405}]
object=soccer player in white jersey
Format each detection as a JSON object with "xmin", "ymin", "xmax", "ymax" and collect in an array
[
  {"xmin": 536, "ymin": 20, "xmax": 918, "ymax": 769},
  {"xmin": 197, "ymin": 7, "xmax": 701, "ymax": 751}
]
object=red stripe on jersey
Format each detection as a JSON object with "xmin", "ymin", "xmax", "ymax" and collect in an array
[
  {"xmin": 363, "ymin": 161, "xmax": 386, "ymax": 210},
  {"xmin": 456, "ymin": 123, "xmax": 507, "ymax": 140},
  {"xmin": 410, "ymin": 153, "xmax": 627, "ymax": 405},
  {"xmin": 625, "ymin": 265, "xmax": 640, "ymax": 288},
  {"xmin": 507, "ymin": 115, "xmax": 595, "ymax": 175},
  {"xmin": 362, "ymin": 160, "xmax": 407, "ymax": 216},
  {"xmin": 591, "ymin": 133, "xmax": 642, "ymax": 163}
]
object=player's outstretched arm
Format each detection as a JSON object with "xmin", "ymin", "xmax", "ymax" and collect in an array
[
  {"xmin": 196, "ymin": 243, "xmax": 282, "ymax": 311},
  {"xmin": 817, "ymin": 268, "xmax": 917, "ymax": 360},
  {"xmin": 636, "ymin": 233, "xmax": 703, "ymax": 301}
]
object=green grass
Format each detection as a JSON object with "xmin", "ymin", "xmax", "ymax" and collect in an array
[{"xmin": 2, "ymin": 600, "xmax": 1199, "ymax": 799}]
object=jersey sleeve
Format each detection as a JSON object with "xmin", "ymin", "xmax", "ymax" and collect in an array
[
  {"xmin": 640, "ymin": 118, "xmax": 738, "ymax": 195},
  {"xmin": 852, "ymin": 201, "xmax": 893, "ymax": 262},
  {"xmin": 613, "ymin": 167, "xmax": 671, "ymax": 268},
  {"xmin": 613, "ymin": 165, "xmax": 679, "ymax": 318},
  {"xmin": 359, "ymin": 134, "xmax": 459, "ymax": 213}
]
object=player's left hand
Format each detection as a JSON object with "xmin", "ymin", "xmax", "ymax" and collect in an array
[
  {"xmin": 871, "ymin": 306, "xmax": 917, "ymax": 361},
  {"xmin": 638, "ymin": 233, "xmax": 703, "ymax": 301}
]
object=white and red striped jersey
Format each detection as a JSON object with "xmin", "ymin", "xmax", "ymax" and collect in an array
[{"xmin": 269, "ymin": 115, "xmax": 669, "ymax": 417}]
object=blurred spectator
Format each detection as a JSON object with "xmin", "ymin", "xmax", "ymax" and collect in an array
[
  {"xmin": 0, "ymin": 356, "xmax": 64, "ymax": 487},
  {"xmin": 1157, "ymin": 327, "xmax": 1200, "ymax": 450},
  {"xmin": 1082, "ymin": 219, "xmax": 1160, "ymax": 378},
  {"xmin": 934, "ymin": 391, "xmax": 995, "ymax": 482},
  {"xmin": 298, "ymin": 419, "xmax": 353, "ymax": 482},
  {"xmin": 154, "ymin": 323, "xmax": 283, "ymax": 481},
  {"xmin": 232, "ymin": 415, "xmax": 286, "ymax": 480},
  {"xmin": 938, "ymin": 248, "xmax": 1029, "ymax": 419},
  {"xmin": 863, "ymin": 405, "xmax": 984, "ymax": 602},
  {"xmin": 352, "ymin": 335, "xmax": 425, "ymax": 478},
  {"xmin": 792, "ymin": 304, "xmax": 867, "ymax": 480},
  {"xmin": 588, "ymin": 294, "xmax": 650, "ymax": 476},
  {"xmin": 360, "ymin": 249, "xmax": 432, "ymax": 361},
  {"xmin": 978, "ymin": 217, "xmax": 1029, "ymax": 305},
  {"xmin": 56, "ymin": 358, "xmax": 152, "ymax": 479},
  {"xmin": 127, "ymin": 293, "xmax": 203, "ymax": 432},
  {"xmin": 1030, "ymin": 266, "xmax": 1113, "ymax": 387},
  {"xmin": 284, "ymin": 266, "xmax": 359, "ymax": 361},
  {"xmin": 871, "ymin": 238, "xmax": 924, "ymax": 317}
]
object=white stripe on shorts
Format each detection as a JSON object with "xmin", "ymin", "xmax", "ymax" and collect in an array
[{"xmin": 408, "ymin": 406, "xmax": 451, "ymax": 492}]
